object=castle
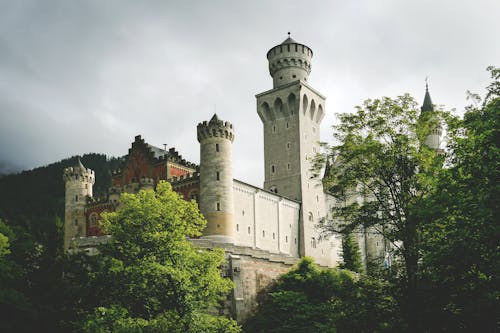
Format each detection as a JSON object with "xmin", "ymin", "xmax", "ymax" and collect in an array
[{"xmin": 63, "ymin": 36, "xmax": 440, "ymax": 321}]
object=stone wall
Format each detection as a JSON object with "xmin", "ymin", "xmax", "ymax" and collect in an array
[{"xmin": 192, "ymin": 239, "xmax": 298, "ymax": 323}]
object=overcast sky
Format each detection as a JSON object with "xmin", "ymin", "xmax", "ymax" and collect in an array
[{"xmin": 1, "ymin": 0, "xmax": 499, "ymax": 186}]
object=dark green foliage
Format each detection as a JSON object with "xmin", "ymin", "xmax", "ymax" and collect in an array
[
  {"xmin": 0, "ymin": 153, "xmax": 122, "ymax": 228},
  {"xmin": 244, "ymin": 257, "xmax": 401, "ymax": 333},
  {"xmin": 419, "ymin": 67, "xmax": 500, "ymax": 332},
  {"xmin": 338, "ymin": 232, "xmax": 363, "ymax": 272},
  {"xmin": 0, "ymin": 153, "xmax": 122, "ymax": 332}
]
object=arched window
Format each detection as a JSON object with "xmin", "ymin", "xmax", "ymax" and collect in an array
[
  {"xmin": 89, "ymin": 213, "xmax": 98, "ymax": 227},
  {"xmin": 302, "ymin": 94, "xmax": 309, "ymax": 115},
  {"xmin": 308, "ymin": 212, "xmax": 313, "ymax": 222}
]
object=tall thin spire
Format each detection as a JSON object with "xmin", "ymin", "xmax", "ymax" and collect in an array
[{"xmin": 421, "ymin": 77, "xmax": 434, "ymax": 113}]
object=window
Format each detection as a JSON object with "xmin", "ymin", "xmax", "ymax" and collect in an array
[
  {"xmin": 286, "ymin": 142, "xmax": 290, "ymax": 149},
  {"xmin": 271, "ymin": 165, "xmax": 276, "ymax": 174},
  {"xmin": 308, "ymin": 212, "xmax": 313, "ymax": 222},
  {"xmin": 316, "ymin": 195, "xmax": 319, "ymax": 202},
  {"xmin": 216, "ymin": 171, "xmax": 220, "ymax": 181},
  {"xmin": 270, "ymin": 186, "xmax": 278, "ymax": 193},
  {"xmin": 272, "ymin": 125, "xmax": 276, "ymax": 133},
  {"xmin": 74, "ymin": 219, "xmax": 78, "ymax": 226},
  {"xmin": 294, "ymin": 237, "xmax": 297, "ymax": 244},
  {"xmin": 89, "ymin": 213, "xmax": 98, "ymax": 227},
  {"xmin": 215, "ymin": 143, "xmax": 220, "ymax": 152},
  {"xmin": 75, "ymin": 195, "xmax": 78, "ymax": 202},
  {"xmin": 286, "ymin": 122, "xmax": 289, "ymax": 128},
  {"xmin": 242, "ymin": 210, "xmax": 245, "ymax": 216},
  {"xmin": 311, "ymin": 237, "xmax": 317, "ymax": 248},
  {"xmin": 236, "ymin": 224, "xmax": 239, "ymax": 232},
  {"xmin": 262, "ymin": 230, "xmax": 265, "ymax": 237},
  {"xmin": 287, "ymin": 163, "xmax": 291, "ymax": 170},
  {"xmin": 248, "ymin": 226, "xmax": 251, "ymax": 234},
  {"xmin": 286, "ymin": 236, "xmax": 288, "ymax": 243},
  {"xmin": 216, "ymin": 202, "xmax": 221, "ymax": 211},
  {"xmin": 273, "ymin": 232, "xmax": 275, "ymax": 240}
]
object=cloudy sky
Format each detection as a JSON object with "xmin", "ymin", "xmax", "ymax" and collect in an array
[{"xmin": 1, "ymin": 0, "xmax": 499, "ymax": 186}]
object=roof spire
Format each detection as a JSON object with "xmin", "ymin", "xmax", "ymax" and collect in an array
[
  {"xmin": 421, "ymin": 76, "xmax": 434, "ymax": 113},
  {"xmin": 76, "ymin": 157, "xmax": 86, "ymax": 170}
]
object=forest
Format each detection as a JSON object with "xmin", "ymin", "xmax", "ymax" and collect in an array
[{"xmin": 0, "ymin": 67, "xmax": 498, "ymax": 332}]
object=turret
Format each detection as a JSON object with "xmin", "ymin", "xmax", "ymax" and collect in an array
[
  {"xmin": 197, "ymin": 114, "xmax": 235, "ymax": 243},
  {"xmin": 420, "ymin": 82, "xmax": 442, "ymax": 151},
  {"xmin": 267, "ymin": 33, "xmax": 313, "ymax": 88},
  {"xmin": 63, "ymin": 158, "xmax": 95, "ymax": 250}
]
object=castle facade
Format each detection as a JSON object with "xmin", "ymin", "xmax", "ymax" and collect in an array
[{"xmin": 63, "ymin": 36, "xmax": 438, "ymax": 320}]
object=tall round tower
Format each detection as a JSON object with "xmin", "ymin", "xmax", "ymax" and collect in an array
[
  {"xmin": 63, "ymin": 158, "xmax": 95, "ymax": 250},
  {"xmin": 267, "ymin": 33, "xmax": 313, "ymax": 88},
  {"xmin": 420, "ymin": 83, "xmax": 442, "ymax": 151},
  {"xmin": 197, "ymin": 114, "xmax": 235, "ymax": 243}
]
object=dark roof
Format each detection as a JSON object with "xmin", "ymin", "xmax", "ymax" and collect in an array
[
  {"xmin": 421, "ymin": 83, "xmax": 434, "ymax": 113},
  {"xmin": 146, "ymin": 144, "xmax": 168, "ymax": 158},
  {"xmin": 209, "ymin": 113, "xmax": 220, "ymax": 124},
  {"xmin": 281, "ymin": 36, "xmax": 298, "ymax": 44}
]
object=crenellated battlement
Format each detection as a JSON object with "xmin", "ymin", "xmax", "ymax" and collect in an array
[
  {"xmin": 266, "ymin": 35, "xmax": 313, "ymax": 88},
  {"xmin": 63, "ymin": 159, "xmax": 95, "ymax": 184},
  {"xmin": 168, "ymin": 172, "xmax": 200, "ymax": 183},
  {"xmin": 197, "ymin": 114, "xmax": 235, "ymax": 143}
]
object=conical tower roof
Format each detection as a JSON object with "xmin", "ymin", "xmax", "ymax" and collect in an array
[
  {"xmin": 76, "ymin": 157, "xmax": 86, "ymax": 170},
  {"xmin": 421, "ymin": 82, "xmax": 434, "ymax": 113}
]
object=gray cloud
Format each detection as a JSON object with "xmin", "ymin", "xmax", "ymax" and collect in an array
[{"xmin": 0, "ymin": 0, "xmax": 499, "ymax": 186}]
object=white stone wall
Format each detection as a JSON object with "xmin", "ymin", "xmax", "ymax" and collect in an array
[{"xmin": 233, "ymin": 180, "xmax": 300, "ymax": 257}]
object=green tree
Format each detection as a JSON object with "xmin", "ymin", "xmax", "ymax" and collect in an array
[
  {"xmin": 76, "ymin": 181, "xmax": 239, "ymax": 332},
  {"xmin": 419, "ymin": 67, "xmax": 500, "ymax": 331},
  {"xmin": 319, "ymin": 94, "xmax": 450, "ymax": 331},
  {"xmin": 338, "ymin": 232, "xmax": 363, "ymax": 273},
  {"xmin": 244, "ymin": 257, "xmax": 400, "ymax": 333}
]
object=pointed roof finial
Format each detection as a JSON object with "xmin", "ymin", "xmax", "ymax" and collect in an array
[
  {"xmin": 209, "ymin": 113, "xmax": 220, "ymax": 124},
  {"xmin": 421, "ymin": 76, "xmax": 434, "ymax": 113},
  {"xmin": 282, "ymin": 32, "xmax": 297, "ymax": 44},
  {"xmin": 76, "ymin": 157, "xmax": 86, "ymax": 170}
]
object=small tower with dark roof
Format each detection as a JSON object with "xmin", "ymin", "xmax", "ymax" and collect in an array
[
  {"xmin": 63, "ymin": 158, "xmax": 95, "ymax": 250},
  {"xmin": 267, "ymin": 32, "xmax": 313, "ymax": 88},
  {"xmin": 197, "ymin": 114, "xmax": 235, "ymax": 243},
  {"xmin": 420, "ymin": 82, "xmax": 442, "ymax": 151}
]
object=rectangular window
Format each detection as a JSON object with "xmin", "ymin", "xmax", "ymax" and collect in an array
[
  {"xmin": 215, "ymin": 143, "xmax": 219, "ymax": 152},
  {"xmin": 216, "ymin": 202, "xmax": 221, "ymax": 211},
  {"xmin": 75, "ymin": 195, "xmax": 78, "ymax": 202},
  {"xmin": 216, "ymin": 171, "xmax": 220, "ymax": 181}
]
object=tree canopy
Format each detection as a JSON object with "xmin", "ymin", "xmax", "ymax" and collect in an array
[
  {"xmin": 418, "ymin": 67, "xmax": 500, "ymax": 331},
  {"xmin": 244, "ymin": 257, "xmax": 401, "ymax": 333},
  {"xmin": 78, "ymin": 181, "xmax": 240, "ymax": 332}
]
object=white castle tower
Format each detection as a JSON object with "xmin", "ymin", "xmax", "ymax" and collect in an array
[
  {"xmin": 256, "ymin": 35, "xmax": 334, "ymax": 266},
  {"xmin": 63, "ymin": 158, "xmax": 95, "ymax": 250},
  {"xmin": 197, "ymin": 114, "xmax": 236, "ymax": 244},
  {"xmin": 421, "ymin": 82, "xmax": 442, "ymax": 151}
]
